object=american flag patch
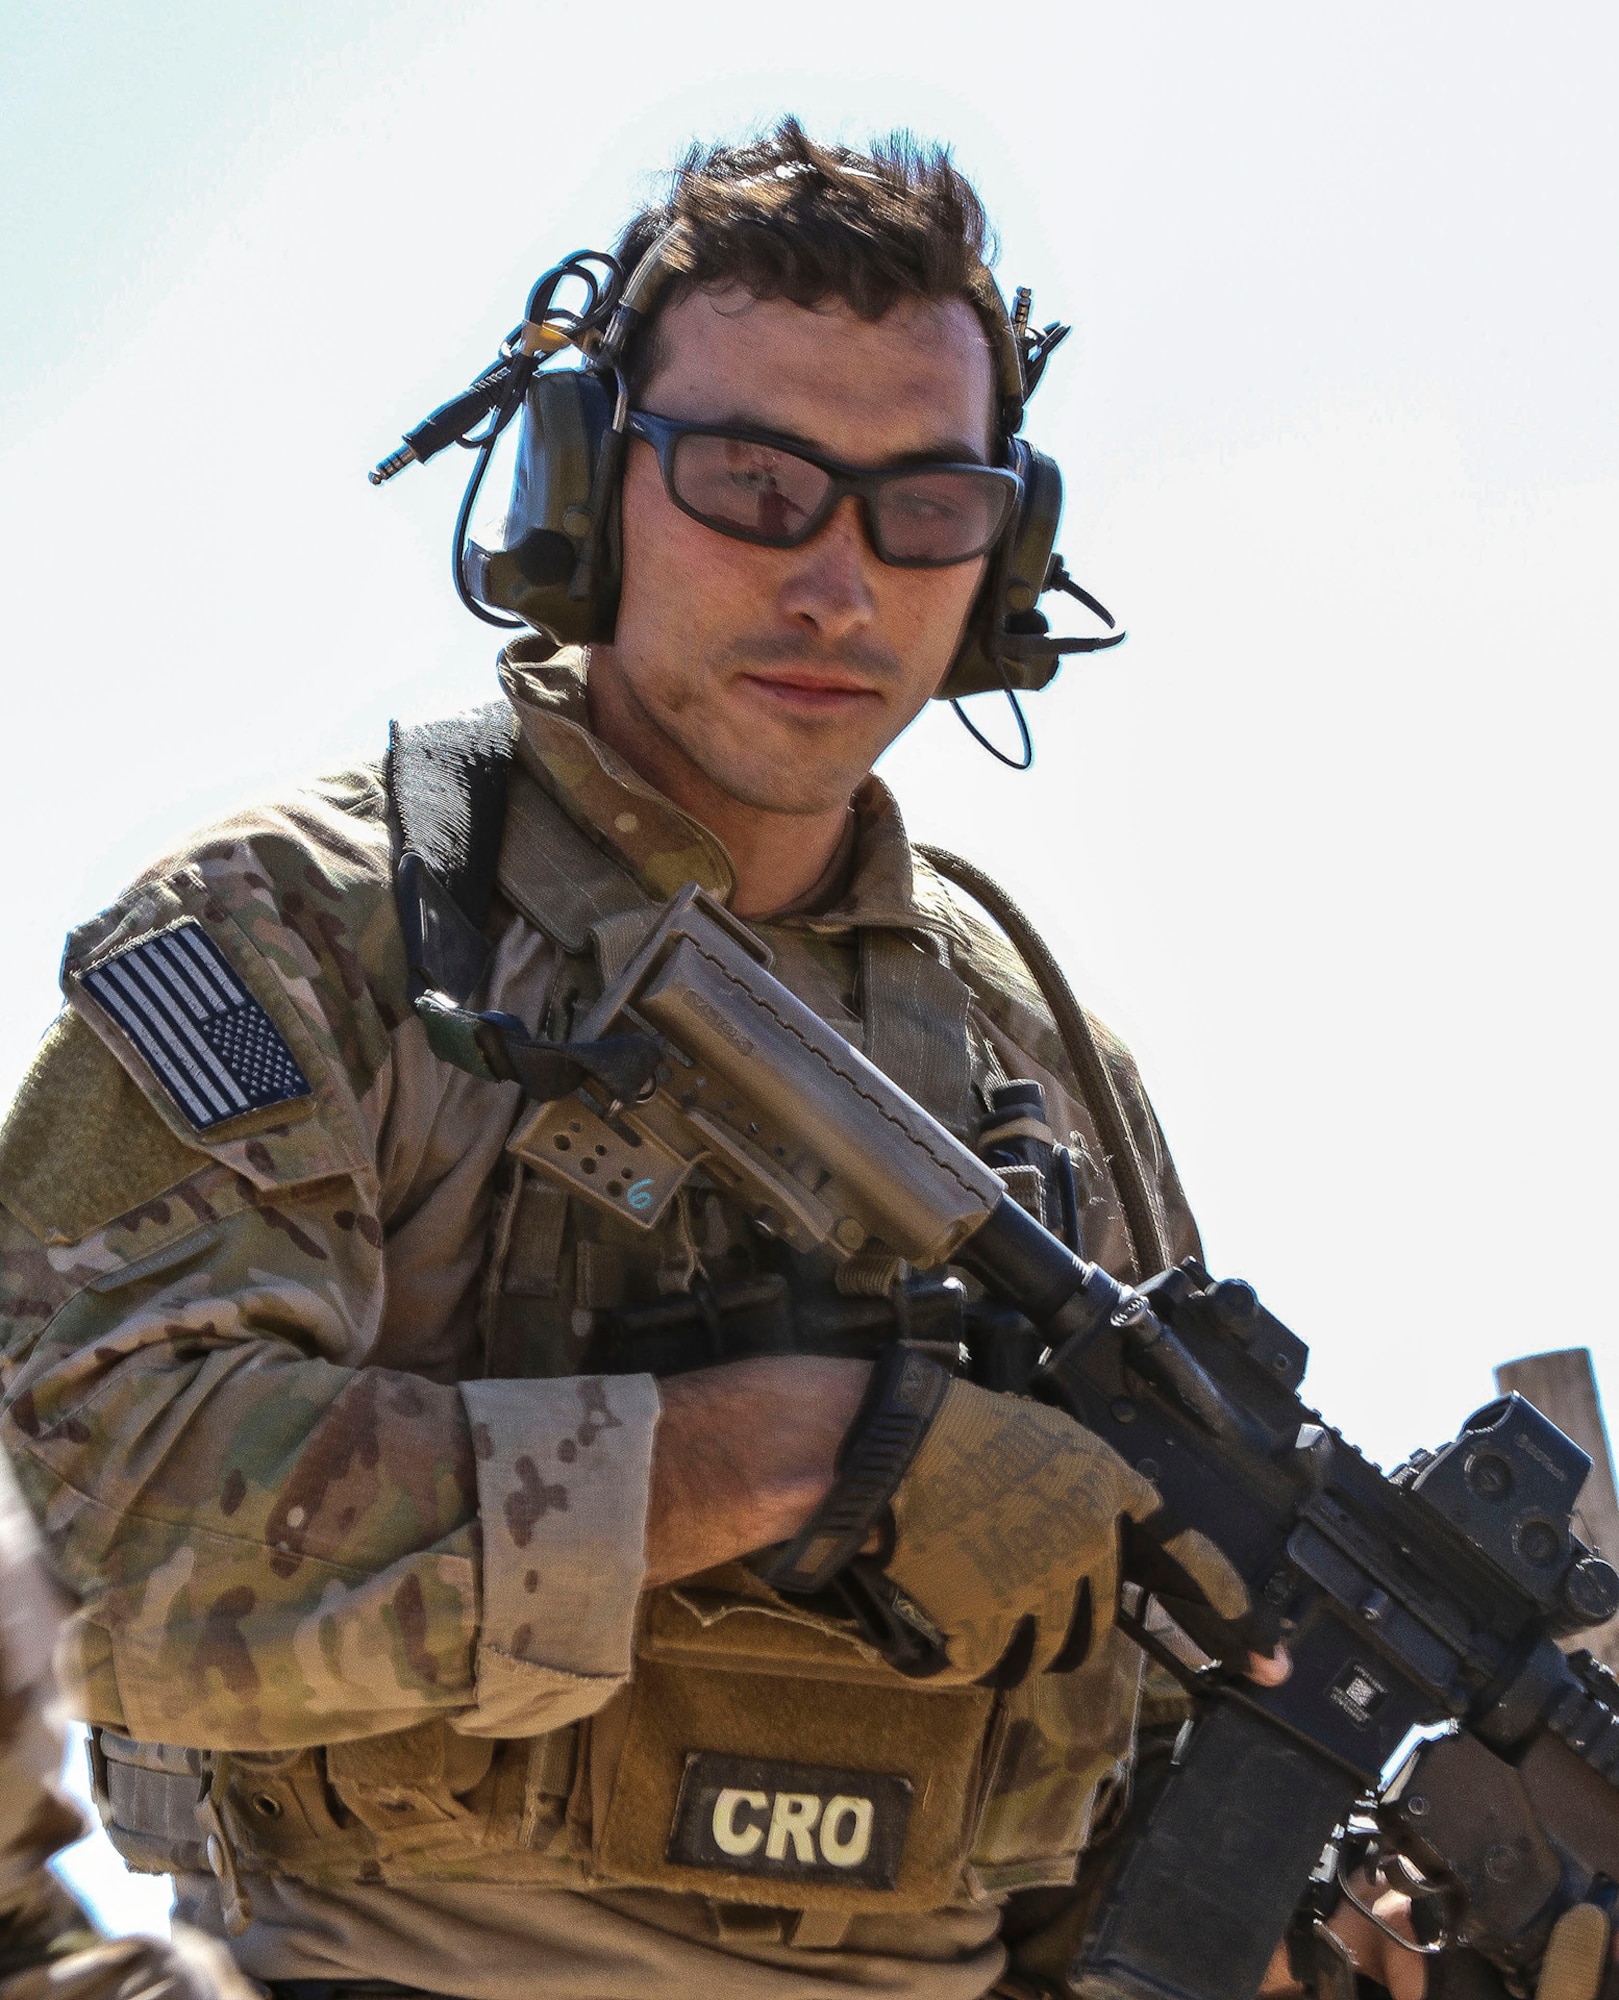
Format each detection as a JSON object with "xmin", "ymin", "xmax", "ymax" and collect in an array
[{"xmin": 81, "ymin": 919, "xmax": 312, "ymax": 1131}]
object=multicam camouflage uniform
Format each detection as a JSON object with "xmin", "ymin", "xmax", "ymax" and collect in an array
[
  {"xmin": 0, "ymin": 1446, "xmax": 254, "ymax": 2000},
  {"xmin": 0, "ymin": 643, "xmax": 1199, "ymax": 2000}
]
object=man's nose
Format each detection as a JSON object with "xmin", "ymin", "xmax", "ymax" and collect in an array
[{"xmin": 776, "ymin": 496, "xmax": 880, "ymax": 640}]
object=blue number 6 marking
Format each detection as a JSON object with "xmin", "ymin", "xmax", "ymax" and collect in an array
[{"xmin": 626, "ymin": 1178, "xmax": 655, "ymax": 1212}]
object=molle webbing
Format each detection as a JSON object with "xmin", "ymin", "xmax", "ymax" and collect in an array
[
  {"xmin": 857, "ymin": 929, "xmax": 974, "ymax": 1139},
  {"xmin": 497, "ymin": 766, "xmax": 653, "ymax": 957},
  {"xmin": 91, "ymin": 1724, "xmax": 584, "ymax": 1909}
]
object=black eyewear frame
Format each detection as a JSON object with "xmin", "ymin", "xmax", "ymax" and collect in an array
[{"xmin": 626, "ymin": 409, "xmax": 1022, "ymax": 568}]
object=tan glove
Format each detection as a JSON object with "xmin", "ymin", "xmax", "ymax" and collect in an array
[
  {"xmin": 1537, "ymin": 1903, "xmax": 1614, "ymax": 2000},
  {"xmin": 758, "ymin": 1349, "xmax": 1250, "ymax": 1688},
  {"xmin": 882, "ymin": 1378, "xmax": 1160, "ymax": 1687}
]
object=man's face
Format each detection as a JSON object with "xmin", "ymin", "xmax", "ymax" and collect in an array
[{"xmin": 592, "ymin": 286, "xmax": 998, "ymax": 817}]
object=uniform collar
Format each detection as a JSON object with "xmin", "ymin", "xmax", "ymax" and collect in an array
[{"xmin": 496, "ymin": 637, "xmax": 964, "ymax": 941}]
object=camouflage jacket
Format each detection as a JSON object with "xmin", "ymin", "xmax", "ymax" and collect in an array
[{"xmin": 0, "ymin": 644, "xmax": 1199, "ymax": 1938}]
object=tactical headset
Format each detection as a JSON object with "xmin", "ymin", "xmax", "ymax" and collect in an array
[{"xmin": 370, "ymin": 225, "xmax": 1123, "ymax": 747}]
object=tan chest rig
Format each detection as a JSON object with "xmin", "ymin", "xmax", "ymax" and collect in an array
[{"xmin": 92, "ymin": 709, "xmax": 1146, "ymax": 1938}]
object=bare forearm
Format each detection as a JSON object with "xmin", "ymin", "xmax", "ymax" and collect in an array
[{"xmin": 644, "ymin": 1355, "xmax": 871, "ymax": 1588}]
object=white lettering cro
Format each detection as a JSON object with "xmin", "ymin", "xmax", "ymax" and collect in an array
[
  {"xmin": 711, "ymin": 1788, "xmax": 768, "ymax": 1857},
  {"xmin": 765, "ymin": 1792, "xmax": 822, "ymax": 1862},
  {"xmin": 818, "ymin": 1794, "xmax": 874, "ymax": 1867}
]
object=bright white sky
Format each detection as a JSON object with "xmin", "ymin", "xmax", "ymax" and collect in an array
[{"xmin": 4, "ymin": 0, "xmax": 1617, "ymax": 1937}]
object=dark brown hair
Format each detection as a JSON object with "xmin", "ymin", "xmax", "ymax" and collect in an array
[{"xmin": 615, "ymin": 118, "xmax": 997, "ymax": 395}]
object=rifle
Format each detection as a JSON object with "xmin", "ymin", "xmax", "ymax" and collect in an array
[{"xmin": 437, "ymin": 883, "xmax": 1619, "ymax": 2000}]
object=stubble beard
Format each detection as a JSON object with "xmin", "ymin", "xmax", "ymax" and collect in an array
[
  {"xmin": 668, "ymin": 706, "xmax": 868, "ymax": 816},
  {"xmin": 638, "ymin": 633, "xmax": 913, "ymax": 818}
]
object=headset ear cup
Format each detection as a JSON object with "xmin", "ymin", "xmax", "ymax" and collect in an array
[
  {"xmin": 464, "ymin": 368, "xmax": 617, "ymax": 643},
  {"xmin": 937, "ymin": 440, "xmax": 1065, "ymax": 701}
]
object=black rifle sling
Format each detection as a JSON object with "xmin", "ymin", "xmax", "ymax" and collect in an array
[
  {"xmin": 387, "ymin": 700, "xmax": 661, "ymax": 1105},
  {"xmin": 389, "ymin": 699, "xmax": 521, "ymax": 1006}
]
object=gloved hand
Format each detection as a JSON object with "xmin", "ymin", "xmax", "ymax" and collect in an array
[
  {"xmin": 757, "ymin": 1347, "xmax": 1250, "ymax": 1689},
  {"xmin": 1536, "ymin": 1902, "xmax": 1616, "ymax": 2000},
  {"xmin": 881, "ymin": 1377, "xmax": 1163, "ymax": 1688}
]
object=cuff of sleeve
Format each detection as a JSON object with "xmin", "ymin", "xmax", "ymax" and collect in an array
[{"xmin": 461, "ymin": 1373, "xmax": 659, "ymax": 1701}]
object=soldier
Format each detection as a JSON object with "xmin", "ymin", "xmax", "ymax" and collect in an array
[{"xmin": 0, "ymin": 120, "xmax": 1460, "ymax": 2000}]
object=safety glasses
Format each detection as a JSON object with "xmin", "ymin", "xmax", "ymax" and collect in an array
[{"xmin": 627, "ymin": 410, "xmax": 1020, "ymax": 568}]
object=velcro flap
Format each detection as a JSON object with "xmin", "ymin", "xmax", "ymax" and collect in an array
[
  {"xmin": 592, "ymin": 1639, "xmax": 992, "ymax": 1912},
  {"xmin": 0, "ymin": 1012, "xmax": 209, "ymax": 1245}
]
